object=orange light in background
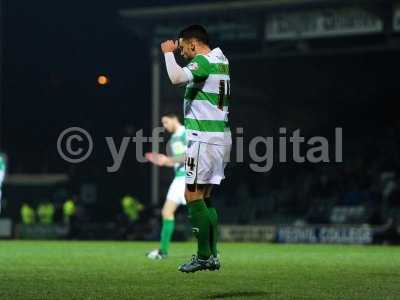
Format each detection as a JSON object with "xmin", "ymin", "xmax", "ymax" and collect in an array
[{"xmin": 97, "ymin": 75, "xmax": 109, "ymax": 85}]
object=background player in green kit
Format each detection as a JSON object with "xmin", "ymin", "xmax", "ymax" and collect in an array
[
  {"xmin": 146, "ymin": 112, "xmax": 187, "ymax": 259},
  {"xmin": 161, "ymin": 25, "xmax": 232, "ymax": 272}
]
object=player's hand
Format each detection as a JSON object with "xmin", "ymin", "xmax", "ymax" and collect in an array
[
  {"xmin": 161, "ymin": 40, "xmax": 178, "ymax": 53},
  {"xmin": 145, "ymin": 152, "xmax": 168, "ymax": 166},
  {"xmin": 154, "ymin": 153, "xmax": 168, "ymax": 166}
]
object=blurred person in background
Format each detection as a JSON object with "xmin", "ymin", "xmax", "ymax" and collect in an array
[
  {"xmin": 21, "ymin": 203, "xmax": 35, "ymax": 225},
  {"xmin": 37, "ymin": 202, "xmax": 55, "ymax": 225},
  {"xmin": 63, "ymin": 197, "xmax": 76, "ymax": 224},
  {"xmin": 145, "ymin": 112, "xmax": 187, "ymax": 260},
  {"xmin": 121, "ymin": 194, "xmax": 144, "ymax": 222},
  {"xmin": 63, "ymin": 196, "xmax": 78, "ymax": 239},
  {"xmin": 121, "ymin": 194, "xmax": 144, "ymax": 239},
  {"xmin": 381, "ymin": 176, "xmax": 400, "ymax": 244}
]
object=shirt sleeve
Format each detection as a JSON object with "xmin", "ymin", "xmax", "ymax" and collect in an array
[
  {"xmin": 164, "ymin": 52, "xmax": 191, "ymax": 85},
  {"xmin": 182, "ymin": 55, "xmax": 211, "ymax": 82}
]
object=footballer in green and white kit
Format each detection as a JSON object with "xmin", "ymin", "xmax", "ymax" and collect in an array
[
  {"xmin": 161, "ymin": 25, "xmax": 231, "ymax": 272},
  {"xmin": 182, "ymin": 44, "xmax": 231, "ymax": 185},
  {"xmin": 166, "ymin": 124, "xmax": 187, "ymax": 206},
  {"xmin": 146, "ymin": 113, "xmax": 187, "ymax": 259}
]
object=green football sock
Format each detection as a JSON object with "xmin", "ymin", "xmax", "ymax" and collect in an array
[
  {"xmin": 205, "ymin": 197, "xmax": 218, "ymax": 257},
  {"xmin": 160, "ymin": 219, "xmax": 174, "ymax": 255},
  {"xmin": 187, "ymin": 199, "xmax": 211, "ymax": 259}
]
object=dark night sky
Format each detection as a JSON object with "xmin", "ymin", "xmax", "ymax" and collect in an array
[
  {"xmin": 4, "ymin": 0, "xmax": 398, "ymax": 174},
  {"xmin": 2, "ymin": 0, "xmax": 400, "ymax": 220},
  {"xmin": 1, "ymin": 0, "xmax": 230, "ymax": 211},
  {"xmin": 2, "ymin": 0, "xmax": 220, "ymax": 170}
]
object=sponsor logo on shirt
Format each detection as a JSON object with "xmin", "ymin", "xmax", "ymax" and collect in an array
[{"xmin": 187, "ymin": 62, "xmax": 199, "ymax": 71}]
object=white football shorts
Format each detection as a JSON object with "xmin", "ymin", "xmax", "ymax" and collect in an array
[
  {"xmin": 185, "ymin": 140, "xmax": 231, "ymax": 185},
  {"xmin": 166, "ymin": 176, "xmax": 186, "ymax": 206}
]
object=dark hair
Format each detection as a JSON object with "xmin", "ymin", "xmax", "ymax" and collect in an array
[
  {"xmin": 178, "ymin": 24, "xmax": 209, "ymax": 45},
  {"xmin": 162, "ymin": 112, "xmax": 180, "ymax": 120}
]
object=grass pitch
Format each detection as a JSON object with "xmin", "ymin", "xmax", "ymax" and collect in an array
[{"xmin": 0, "ymin": 241, "xmax": 399, "ymax": 300}]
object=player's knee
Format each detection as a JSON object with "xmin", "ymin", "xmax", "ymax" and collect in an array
[
  {"xmin": 185, "ymin": 186, "xmax": 206, "ymax": 202},
  {"xmin": 162, "ymin": 202, "xmax": 176, "ymax": 219},
  {"xmin": 162, "ymin": 208, "xmax": 174, "ymax": 219},
  {"xmin": 184, "ymin": 190, "xmax": 195, "ymax": 202}
]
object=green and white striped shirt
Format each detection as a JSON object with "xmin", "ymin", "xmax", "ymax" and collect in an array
[
  {"xmin": 182, "ymin": 47, "xmax": 231, "ymax": 145},
  {"xmin": 170, "ymin": 126, "xmax": 187, "ymax": 177}
]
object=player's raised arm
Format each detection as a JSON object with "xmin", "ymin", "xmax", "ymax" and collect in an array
[{"xmin": 161, "ymin": 40, "xmax": 191, "ymax": 85}]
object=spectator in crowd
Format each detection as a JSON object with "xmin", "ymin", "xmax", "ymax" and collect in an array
[
  {"xmin": 121, "ymin": 194, "xmax": 144, "ymax": 222},
  {"xmin": 37, "ymin": 202, "xmax": 55, "ymax": 225},
  {"xmin": 21, "ymin": 203, "xmax": 35, "ymax": 225},
  {"xmin": 120, "ymin": 194, "xmax": 144, "ymax": 239},
  {"xmin": 63, "ymin": 196, "xmax": 79, "ymax": 239}
]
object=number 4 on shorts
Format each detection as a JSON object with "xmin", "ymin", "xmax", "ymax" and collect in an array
[{"xmin": 186, "ymin": 157, "xmax": 195, "ymax": 171}]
